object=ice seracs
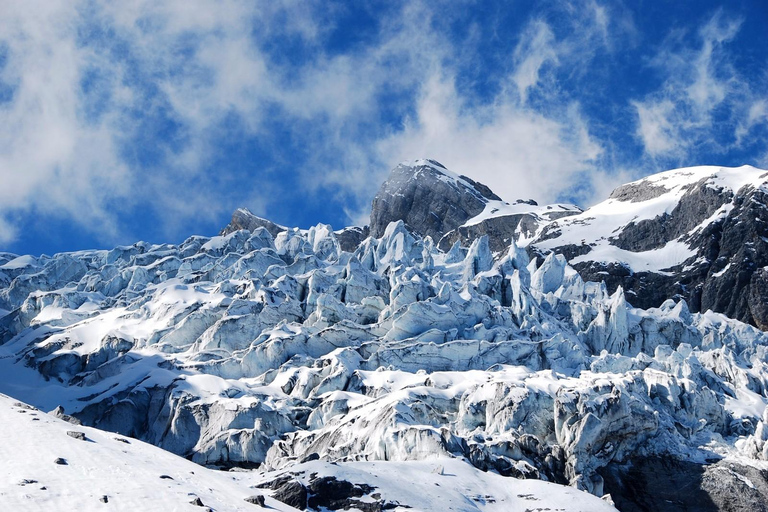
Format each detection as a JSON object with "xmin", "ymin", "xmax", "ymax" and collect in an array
[{"xmin": 1, "ymin": 160, "xmax": 768, "ymax": 510}]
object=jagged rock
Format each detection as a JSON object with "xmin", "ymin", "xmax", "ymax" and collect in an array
[
  {"xmin": 307, "ymin": 476, "xmax": 377, "ymax": 511},
  {"xmin": 369, "ymin": 160, "xmax": 499, "ymax": 241},
  {"xmin": 244, "ymin": 495, "xmax": 266, "ymax": 506},
  {"xmin": 270, "ymin": 477, "xmax": 308, "ymax": 509},
  {"xmin": 66, "ymin": 431, "xmax": 86, "ymax": 441},
  {"xmin": 220, "ymin": 208, "xmax": 287, "ymax": 238}
]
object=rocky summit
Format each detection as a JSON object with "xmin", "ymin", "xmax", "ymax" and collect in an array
[{"xmin": 2, "ymin": 160, "xmax": 768, "ymax": 511}]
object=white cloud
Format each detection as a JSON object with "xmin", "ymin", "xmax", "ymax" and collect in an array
[
  {"xmin": 0, "ymin": 0, "xmax": 131, "ymax": 242},
  {"xmin": 2, "ymin": 0, "xmax": 759, "ymax": 249},
  {"xmin": 736, "ymin": 99, "xmax": 768, "ymax": 145},
  {"xmin": 377, "ymin": 72, "xmax": 604, "ymax": 206},
  {"xmin": 632, "ymin": 11, "xmax": 753, "ymax": 159},
  {"xmin": 0, "ymin": 0, "xmax": 361, "ymax": 244},
  {"xmin": 0, "ymin": 0, "xmax": 626, "ymax": 247},
  {"xmin": 632, "ymin": 100, "xmax": 678, "ymax": 157},
  {"xmin": 512, "ymin": 21, "xmax": 558, "ymax": 102}
]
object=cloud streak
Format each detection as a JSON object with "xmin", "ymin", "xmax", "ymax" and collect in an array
[
  {"xmin": 0, "ymin": 1, "xmax": 766, "ymax": 250},
  {"xmin": 631, "ymin": 11, "xmax": 764, "ymax": 161}
]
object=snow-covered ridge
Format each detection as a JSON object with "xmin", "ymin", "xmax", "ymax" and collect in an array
[
  {"xmin": 534, "ymin": 165, "xmax": 768, "ymax": 271},
  {"xmin": 625, "ymin": 164, "xmax": 768, "ymax": 198},
  {"xmin": 462, "ymin": 200, "xmax": 582, "ymax": 242},
  {"xmin": 399, "ymin": 158, "xmax": 463, "ymax": 184}
]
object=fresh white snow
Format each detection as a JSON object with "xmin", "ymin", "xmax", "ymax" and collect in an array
[{"xmin": 0, "ymin": 393, "xmax": 291, "ymax": 511}]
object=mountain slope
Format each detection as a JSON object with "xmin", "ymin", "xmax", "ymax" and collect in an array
[
  {"xmin": 532, "ymin": 165, "xmax": 768, "ymax": 327},
  {"xmin": 0, "ymin": 392, "xmax": 617, "ymax": 511},
  {"xmin": 369, "ymin": 159, "xmax": 580, "ymax": 252},
  {"xmin": 0, "ymin": 393, "xmax": 288, "ymax": 511}
]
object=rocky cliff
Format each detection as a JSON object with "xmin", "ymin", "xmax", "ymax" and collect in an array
[{"xmin": 369, "ymin": 159, "xmax": 581, "ymax": 252}]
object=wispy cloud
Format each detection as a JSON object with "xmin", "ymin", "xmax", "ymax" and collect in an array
[
  {"xmin": 631, "ymin": 11, "xmax": 762, "ymax": 161},
  {"xmin": 512, "ymin": 21, "xmax": 558, "ymax": 103},
  {"xmin": 0, "ymin": 1, "xmax": 765, "ymax": 249}
]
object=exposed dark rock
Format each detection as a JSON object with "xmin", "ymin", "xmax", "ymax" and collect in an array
[
  {"xmin": 100, "ymin": 495, "xmax": 109, "ymax": 503},
  {"xmin": 190, "ymin": 496, "xmax": 205, "ymax": 507},
  {"xmin": 300, "ymin": 452, "xmax": 321, "ymax": 463},
  {"xmin": 54, "ymin": 457, "xmax": 67, "ymax": 465},
  {"xmin": 221, "ymin": 208, "xmax": 287, "ymax": 238},
  {"xmin": 259, "ymin": 472, "xmax": 408, "ymax": 511},
  {"xmin": 159, "ymin": 474, "xmax": 174, "ymax": 480},
  {"xmin": 439, "ymin": 214, "xmax": 539, "ymax": 253},
  {"xmin": 66, "ymin": 431, "xmax": 87, "ymax": 441},
  {"xmin": 335, "ymin": 226, "xmax": 370, "ymax": 253},
  {"xmin": 600, "ymin": 457, "xmax": 768, "ymax": 512},
  {"xmin": 244, "ymin": 495, "xmax": 266, "ymax": 506},
  {"xmin": 749, "ymin": 268, "xmax": 768, "ymax": 330},
  {"xmin": 271, "ymin": 477, "xmax": 308, "ymax": 509},
  {"xmin": 610, "ymin": 179, "xmax": 729, "ymax": 252},
  {"xmin": 307, "ymin": 476, "xmax": 377, "ymax": 511},
  {"xmin": 369, "ymin": 161, "xmax": 496, "ymax": 241}
]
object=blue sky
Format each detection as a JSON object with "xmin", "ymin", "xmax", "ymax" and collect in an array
[{"xmin": 0, "ymin": 0, "xmax": 767, "ymax": 256}]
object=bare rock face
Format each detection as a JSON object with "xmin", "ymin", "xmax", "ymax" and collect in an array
[
  {"xmin": 220, "ymin": 208, "xmax": 286, "ymax": 238},
  {"xmin": 334, "ymin": 226, "xmax": 370, "ymax": 253},
  {"xmin": 600, "ymin": 457, "xmax": 768, "ymax": 512},
  {"xmin": 369, "ymin": 160, "xmax": 499, "ymax": 241},
  {"xmin": 438, "ymin": 209, "xmax": 579, "ymax": 253}
]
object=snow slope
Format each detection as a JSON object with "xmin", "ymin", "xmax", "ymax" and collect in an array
[
  {"xmin": 462, "ymin": 200, "xmax": 581, "ymax": 229},
  {"xmin": 3, "ymin": 164, "xmax": 768, "ymax": 510},
  {"xmin": 0, "ymin": 393, "xmax": 291, "ymax": 511},
  {"xmin": 254, "ymin": 458, "xmax": 618, "ymax": 512}
]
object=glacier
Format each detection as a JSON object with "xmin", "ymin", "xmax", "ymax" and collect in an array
[{"xmin": 2, "ymin": 161, "xmax": 768, "ymax": 510}]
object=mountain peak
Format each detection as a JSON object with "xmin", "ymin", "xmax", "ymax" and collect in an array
[
  {"xmin": 369, "ymin": 160, "xmax": 503, "ymax": 240},
  {"xmin": 220, "ymin": 207, "xmax": 287, "ymax": 238}
]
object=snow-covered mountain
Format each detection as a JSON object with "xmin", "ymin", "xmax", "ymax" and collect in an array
[
  {"xmin": 370, "ymin": 159, "xmax": 581, "ymax": 252},
  {"xmin": 2, "ymin": 160, "xmax": 768, "ymax": 511},
  {"xmin": 532, "ymin": 165, "xmax": 768, "ymax": 329}
]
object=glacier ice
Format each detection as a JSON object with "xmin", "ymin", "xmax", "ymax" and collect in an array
[{"xmin": 0, "ymin": 218, "xmax": 767, "ymax": 502}]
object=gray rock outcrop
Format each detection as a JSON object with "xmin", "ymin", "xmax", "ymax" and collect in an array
[
  {"xmin": 220, "ymin": 208, "xmax": 286, "ymax": 238},
  {"xmin": 369, "ymin": 159, "xmax": 500, "ymax": 241}
]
